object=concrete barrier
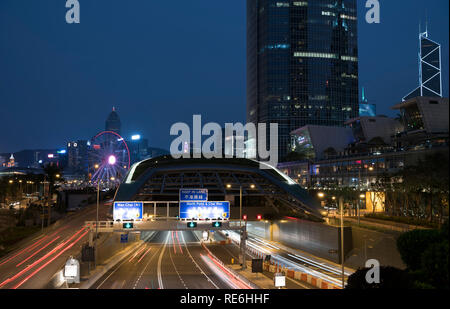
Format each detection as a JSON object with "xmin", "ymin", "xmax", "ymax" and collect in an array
[
  {"xmin": 201, "ymin": 242, "xmax": 258, "ymax": 289},
  {"xmin": 264, "ymin": 262, "xmax": 341, "ymax": 289}
]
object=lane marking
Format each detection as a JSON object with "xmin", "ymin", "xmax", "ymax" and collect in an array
[
  {"xmin": 156, "ymin": 232, "xmax": 170, "ymax": 289},
  {"xmin": 168, "ymin": 245, "xmax": 188, "ymax": 289},
  {"xmin": 132, "ymin": 233, "xmax": 166, "ymax": 289},
  {"xmin": 180, "ymin": 231, "xmax": 219, "ymax": 289}
]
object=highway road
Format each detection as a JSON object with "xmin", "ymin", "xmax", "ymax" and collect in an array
[
  {"xmin": 223, "ymin": 230, "xmax": 353, "ymax": 287},
  {"xmin": 91, "ymin": 230, "xmax": 252, "ymax": 289},
  {"xmin": 0, "ymin": 201, "xmax": 110, "ymax": 289},
  {"xmin": 0, "ymin": 199, "xmax": 350, "ymax": 289}
]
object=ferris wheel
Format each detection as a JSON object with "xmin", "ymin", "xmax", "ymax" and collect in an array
[{"xmin": 88, "ymin": 131, "xmax": 131, "ymax": 187}]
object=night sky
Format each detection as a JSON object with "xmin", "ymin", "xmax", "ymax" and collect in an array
[{"xmin": 0, "ymin": 0, "xmax": 448, "ymax": 153}]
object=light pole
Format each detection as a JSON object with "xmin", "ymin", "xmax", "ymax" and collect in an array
[
  {"xmin": 95, "ymin": 180, "xmax": 100, "ymax": 268},
  {"xmin": 227, "ymin": 183, "xmax": 247, "ymax": 270},
  {"xmin": 240, "ymin": 185, "xmax": 242, "ymax": 227},
  {"xmin": 339, "ymin": 196, "xmax": 345, "ymax": 288}
]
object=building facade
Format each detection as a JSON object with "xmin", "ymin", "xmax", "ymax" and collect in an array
[
  {"xmin": 105, "ymin": 107, "xmax": 121, "ymax": 134},
  {"xmin": 403, "ymin": 30, "xmax": 442, "ymax": 101},
  {"xmin": 247, "ymin": 0, "xmax": 359, "ymax": 160},
  {"xmin": 278, "ymin": 97, "xmax": 449, "ymax": 192}
]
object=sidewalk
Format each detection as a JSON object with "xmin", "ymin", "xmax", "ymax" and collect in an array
[
  {"xmin": 228, "ymin": 261, "xmax": 314, "ymax": 289},
  {"xmin": 228, "ymin": 262, "xmax": 279, "ymax": 289},
  {"xmin": 70, "ymin": 240, "xmax": 144, "ymax": 289}
]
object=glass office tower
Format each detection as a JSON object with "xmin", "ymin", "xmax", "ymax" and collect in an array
[{"xmin": 247, "ymin": 0, "xmax": 359, "ymax": 161}]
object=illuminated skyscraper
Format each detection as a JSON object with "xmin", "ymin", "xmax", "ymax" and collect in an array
[
  {"xmin": 359, "ymin": 87, "xmax": 376, "ymax": 117},
  {"xmin": 403, "ymin": 29, "xmax": 442, "ymax": 101},
  {"xmin": 247, "ymin": 0, "xmax": 359, "ymax": 160},
  {"xmin": 105, "ymin": 107, "xmax": 122, "ymax": 134}
]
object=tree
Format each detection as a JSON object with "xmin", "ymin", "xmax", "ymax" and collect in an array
[
  {"xmin": 396, "ymin": 229, "xmax": 442, "ymax": 271},
  {"xmin": 420, "ymin": 241, "xmax": 449, "ymax": 288},
  {"xmin": 396, "ymin": 222, "xmax": 449, "ymax": 288},
  {"xmin": 43, "ymin": 163, "xmax": 62, "ymax": 197}
]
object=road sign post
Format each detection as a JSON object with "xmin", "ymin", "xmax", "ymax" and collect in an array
[
  {"xmin": 120, "ymin": 234, "xmax": 128, "ymax": 243},
  {"xmin": 113, "ymin": 202, "xmax": 143, "ymax": 221},
  {"xmin": 179, "ymin": 188, "xmax": 208, "ymax": 202},
  {"xmin": 64, "ymin": 257, "xmax": 80, "ymax": 284},
  {"xmin": 179, "ymin": 201, "xmax": 230, "ymax": 220},
  {"xmin": 274, "ymin": 273, "xmax": 286, "ymax": 289}
]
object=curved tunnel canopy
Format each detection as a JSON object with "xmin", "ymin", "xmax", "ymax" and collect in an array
[{"xmin": 115, "ymin": 155, "xmax": 324, "ymax": 219}]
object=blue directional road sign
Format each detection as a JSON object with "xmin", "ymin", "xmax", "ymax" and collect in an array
[
  {"xmin": 179, "ymin": 189, "xmax": 208, "ymax": 202},
  {"xmin": 120, "ymin": 234, "xmax": 128, "ymax": 243},
  {"xmin": 179, "ymin": 201, "xmax": 230, "ymax": 219},
  {"xmin": 113, "ymin": 202, "xmax": 143, "ymax": 221}
]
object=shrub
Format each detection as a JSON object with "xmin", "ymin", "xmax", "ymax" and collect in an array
[
  {"xmin": 396, "ymin": 229, "xmax": 442, "ymax": 270},
  {"xmin": 346, "ymin": 266, "xmax": 414, "ymax": 289},
  {"xmin": 420, "ymin": 241, "xmax": 449, "ymax": 288}
]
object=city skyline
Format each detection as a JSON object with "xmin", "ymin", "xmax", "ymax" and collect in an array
[{"xmin": 0, "ymin": 0, "xmax": 449, "ymax": 153}]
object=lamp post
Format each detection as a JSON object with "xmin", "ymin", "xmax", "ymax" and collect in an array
[
  {"xmin": 227, "ymin": 183, "xmax": 247, "ymax": 270},
  {"xmin": 339, "ymin": 196, "xmax": 345, "ymax": 289},
  {"xmin": 95, "ymin": 180, "xmax": 100, "ymax": 268},
  {"xmin": 240, "ymin": 185, "xmax": 242, "ymax": 228}
]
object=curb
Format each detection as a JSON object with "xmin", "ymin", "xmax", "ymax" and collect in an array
[
  {"xmin": 78, "ymin": 240, "xmax": 144, "ymax": 289},
  {"xmin": 201, "ymin": 242, "xmax": 259, "ymax": 289}
]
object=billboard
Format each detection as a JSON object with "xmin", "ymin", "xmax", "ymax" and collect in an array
[
  {"xmin": 179, "ymin": 201, "xmax": 230, "ymax": 220},
  {"xmin": 113, "ymin": 202, "xmax": 143, "ymax": 221},
  {"xmin": 179, "ymin": 189, "xmax": 208, "ymax": 202}
]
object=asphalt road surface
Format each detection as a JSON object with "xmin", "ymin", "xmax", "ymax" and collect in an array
[
  {"xmin": 91, "ymin": 230, "xmax": 252, "ymax": 289},
  {"xmin": 0, "ymin": 201, "xmax": 110, "ymax": 289}
]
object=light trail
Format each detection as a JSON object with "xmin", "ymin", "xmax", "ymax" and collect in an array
[
  {"xmin": 175, "ymin": 231, "xmax": 183, "ymax": 254},
  {"xmin": 180, "ymin": 232, "xmax": 219, "ymax": 289},
  {"xmin": 0, "ymin": 227, "xmax": 87, "ymax": 288},
  {"xmin": 16, "ymin": 236, "xmax": 61, "ymax": 267},
  {"xmin": 224, "ymin": 230, "xmax": 348, "ymax": 287},
  {"xmin": 0, "ymin": 235, "xmax": 49, "ymax": 267},
  {"xmin": 171, "ymin": 231, "xmax": 177, "ymax": 254},
  {"xmin": 12, "ymin": 230, "xmax": 89, "ymax": 289},
  {"xmin": 287, "ymin": 254, "xmax": 352, "ymax": 277},
  {"xmin": 128, "ymin": 246, "xmax": 147, "ymax": 263},
  {"xmin": 200, "ymin": 254, "xmax": 252, "ymax": 289},
  {"xmin": 137, "ymin": 247, "xmax": 151, "ymax": 264},
  {"xmin": 157, "ymin": 233, "xmax": 170, "ymax": 289}
]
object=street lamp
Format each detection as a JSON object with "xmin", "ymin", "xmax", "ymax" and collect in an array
[
  {"xmin": 357, "ymin": 194, "xmax": 365, "ymax": 225},
  {"xmin": 226, "ymin": 183, "xmax": 249, "ymax": 270},
  {"xmin": 95, "ymin": 180, "xmax": 100, "ymax": 268},
  {"xmin": 339, "ymin": 196, "xmax": 345, "ymax": 289},
  {"xmin": 317, "ymin": 192, "xmax": 325, "ymax": 198}
]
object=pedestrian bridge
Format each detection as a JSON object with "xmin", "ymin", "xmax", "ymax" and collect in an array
[{"xmin": 113, "ymin": 156, "xmax": 325, "ymax": 219}]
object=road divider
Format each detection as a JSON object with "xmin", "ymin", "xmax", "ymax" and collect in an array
[
  {"xmin": 201, "ymin": 242, "xmax": 257, "ymax": 289},
  {"xmin": 263, "ymin": 262, "xmax": 341, "ymax": 289}
]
